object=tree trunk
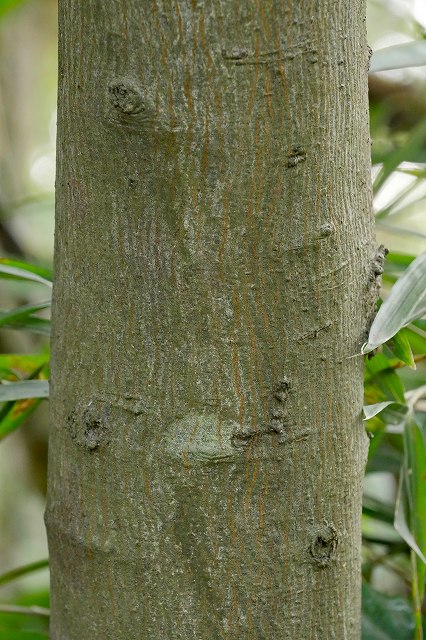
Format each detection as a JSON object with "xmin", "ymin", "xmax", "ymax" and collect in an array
[{"xmin": 47, "ymin": 2, "xmax": 376, "ymax": 638}]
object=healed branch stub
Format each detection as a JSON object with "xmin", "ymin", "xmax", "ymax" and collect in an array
[{"xmin": 47, "ymin": 1, "xmax": 375, "ymax": 638}]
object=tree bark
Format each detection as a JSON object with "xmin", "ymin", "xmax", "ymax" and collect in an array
[{"xmin": 47, "ymin": 2, "xmax": 376, "ymax": 638}]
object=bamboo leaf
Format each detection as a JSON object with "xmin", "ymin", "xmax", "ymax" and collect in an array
[
  {"xmin": 403, "ymin": 417, "xmax": 426, "ymax": 600},
  {"xmin": 363, "ymin": 251, "xmax": 426, "ymax": 354},
  {"xmin": 0, "ymin": 354, "xmax": 48, "ymax": 379},
  {"xmin": 0, "ymin": 302, "xmax": 51, "ymax": 328},
  {"xmin": 361, "ymin": 582, "xmax": 415, "ymax": 640},
  {"xmin": 0, "ymin": 397, "xmax": 42, "ymax": 440},
  {"xmin": 373, "ymin": 120, "xmax": 426, "ymax": 194},
  {"xmin": 387, "ymin": 329, "xmax": 416, "ymax": 368},
  {"xmin": 0, "ymin": 589, "xmax": 50, "ymax": 637},
  {"xmin": 0, "ymin": 263, "xmax": 52, "ymax": 288},
  {"xmin": 394, "ymin": 413, "xmax": 426, "ymax": 630},
  {"xmin": 0, "ymin": 259, "xmax": 52, "ymax": 281},
  {"xmin": 0, "ymin": 317, "xmax": 51, "ymax": 335},
  {"xmin": 0, "ymin": 380, "xmax": 49, "ymax": 402},
  {"xmin": 0, "ymin": 560, "xmax": 49, "ymax": 587},
  {"xmin": 394, "ymin": 471, "xmax": 426, "ymax": 565},
  {"xmin": 363, "ymin": 401, "xmax": 407, "ymax": 422},
  {"xmin": 370, "ymin": 41, "xmax": 426, "ymax": 73}
]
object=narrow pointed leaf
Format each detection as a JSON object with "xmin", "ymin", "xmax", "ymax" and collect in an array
[
  {"xmin": 0, "ymin": 264, "xmax": 52, "ymax": 288},
  {"xmin": 0, "ymin": 397, "xmax": 43, "ymax": 439},
  {"xmin": 1, "ymin": 317, "xmax": 51, "ymax": 335},
  {"xmin": 0, "ymin": 363, "xmax": 49, "ymax": 439},
  {"xmin": 0, "ymin": 380, "xmax": 49, "ymax": 402},
  {"xmin": 0, "ymin": 301, "xmax": 51, "ymax": 328},
  {"xmin": 363, "ymin": 401, "xmax": 407, "ymax": 421},
  {"xmin": 363, "ymin": 251, "xmax": 426, "ymax": 354},
  {"xmin": 403, "ymin": 417, "xmax": 426, "ymax": 605},
  {"xmin": 370, "ymin": 41, "xmax": 426, "ymax": 73},
  {"xmin": 0, "ymin": 258, "xmax": 52, "ymax": 281},
  {"xmin": 387, "ymin": 329, "xmax": 416, "ymax": 368},
  {"xmin": 394, "ymin": 472, "xmax": 426, "ymax": 565},
  {"xmin": 373, "ymin": 120, "xmax": 426, "ymax": 194},
  {"xmin": 0, "ymin": 560, "xmax": 49, "ymax": 587},
  {"xmin": 0, "ymin": 353, "xmax": 48, "ymax": 379}
]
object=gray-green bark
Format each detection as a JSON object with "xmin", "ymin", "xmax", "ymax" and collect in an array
[{"xmin": 47, "ymin": 2, "xmax": 376, "ymax": 638}]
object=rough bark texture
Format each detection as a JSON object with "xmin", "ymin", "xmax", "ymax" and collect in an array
[{"xmin": 47, "ymin": 2, "xmax": 376, "ymax": 638}]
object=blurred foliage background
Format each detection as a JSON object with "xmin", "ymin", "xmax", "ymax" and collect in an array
[{"xmin": 1, "ymin": 0, "xmax": 426, "ymax": 638}]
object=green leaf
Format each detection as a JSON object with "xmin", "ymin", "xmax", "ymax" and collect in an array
[
  {"xmin": 400, "ymin": 416, "xmax": 426, "ymax": 603},
  {"xmin": 362, "ymin": 495, "xmax": 395, "ymax": 525},
  {"xmin": 385, "ymin": 252, "xmax": 415, "ymax": 271},
  {"xmin": 0, "ymin": 259, "xmax": 52, "ymax": 282},
  {"xmin": 0, "ymin": 560, "xmax": 49, "ymax": 587},
  {"xmin": 0, "ymin": 359, "xmax": 49, "ymax": 439},
  {"xmin": 387, "ymin": 329, "xmax": 416, "ymax": 368},
  {"xmin": 0, "ymin": 633, "xmax": 49, "ymax": 640},
  {"xmin": 361, "ymin": 582, "xmax": 415, "ymax": 640},
  {"xmin": 364, "ymin": 352, "xmax": 405, "ymax": 404},
  {"xmin": 363, "ymin": 251, "xmax": 426, "ymax": 354},
  {"xmin": 0, "ymin": 317, "xmax": 51, "ymax": 335},
  {"xmin": 373, "ymin": 120, "xmax": 426, "ymax": 194},
  {"xmin": 0, "ymin": 0, "xmax": 27, "ymax": 19},
  {"xmin": 0, "ymin": 381, "xmax": 49, "ymax": 402},
  {"xmin": 0, "ymin": 397, "xmax": 42, "ymax": 440},
  {"xmin": 367, "ymin": 439, "xmax": 403, "ymax": 475},
  {"xmin": 0, "ymin": 302, "xmax": 51, "ymax": 328},
  {"xmin": 0, "ymin": 263, "xmax": 52, "ymax": 288},
  {"xmin": 0, "ymin": 589, "xmax": 49, "ymax": 638},
  {"xmin": 363, "ymin": 401, "xmax": 407, "ymax": 422},
  {"xmin": 0, "ymin": 354, "xmax": 48, "ymax": 379},
  {"xmin": 394, "ymin": 415, "xmax": 426, "ymax": 637},
  {"xmin": 370, "ymin": 41, "xmax": 426, "ymax": 73},
  {"xmin": 394, "ymin": 470, "xmax": 426, "ymax": 565},
  {"xmin": 405, "ymin": 324, "xmax": 426, "ymax": 358}
]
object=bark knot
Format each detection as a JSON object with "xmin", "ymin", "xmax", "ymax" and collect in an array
[
  {"xmin": 108, "ymin": 80, "xmax": 145, "ymax": 116},
  {"xmin": 309, "ymin": 523, "xmax": 339, "ymax": 568},
  {"xmin": 319, "ymin": 222, "xmax": 335, "ymax": 238},
  {"xmin": 286, "ymin": 145, "xmax": 306, "ymax": 168},
  {"xmin": 67, "ymin": 399, "xmax": 111, "ymax": 451}
]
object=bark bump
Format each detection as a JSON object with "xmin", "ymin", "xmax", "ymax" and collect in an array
[
  {"xmin": 309, "ymin": 523, "xmax": 340, "ymax": 569},
  {"xmin": 67, "ymin": 399, "xmax": 111, "ymax": 451}
]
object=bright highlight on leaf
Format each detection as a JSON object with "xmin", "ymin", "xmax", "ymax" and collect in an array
[
  {"xmin": 362, "ymin": 251, "xmax": 426, "ymax": 355},
  {"xmin": 0, "ymin": 262, "xmax": 52, "ymax": 288},
  {"xmin": 370, "ymin": 41, "xmax": 426, "ymax": 73},
  {"xmin": 363, "ymin": 401, "xmax": 407, "ymax": 422}
]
